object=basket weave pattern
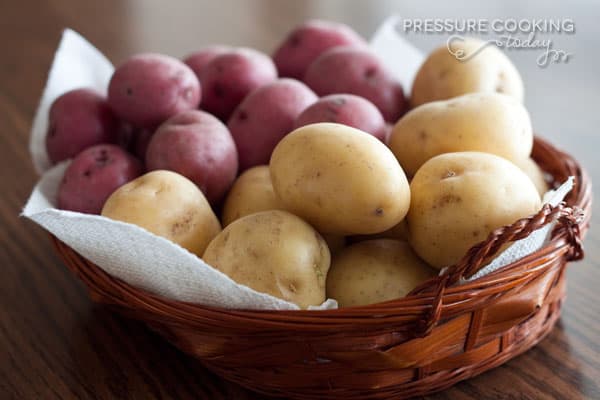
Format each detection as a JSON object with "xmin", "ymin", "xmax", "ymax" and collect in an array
[{"xmin": 51, "ymin": 137, "xmax": 591, "ymax": 399}]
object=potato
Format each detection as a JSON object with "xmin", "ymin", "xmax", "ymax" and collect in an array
[
  {"xmin": 270, "ymin": 123, "xmax": 410, "ymax": 235},
  {"xmin": 221, "ymin": 165, "xmax": 286, "ymax": 226},
  {"xmin": 228, "ymin": 79, "xmax": 317, "ymax": 170},
  {"xmin": 46, "ymin": 88, "xmax": 119, "ymax": 164},
  {"xmin": 388, "ymin": 93, "xmax": 533, "ymax": 177},
  {"xmin": 203, "ymin": 210, "xmax": 330, "ymax": 308},
  {"xmin": 294, "ymin": 94, "xmax": 387, "ymax": 141},
  {"xmin": 411, "ymin": 38, "xmax": 524, "ymax": 107},
  {"xmin": 273, "ymin": 19, "xmax": 366, "ymax": 79},
  {"xmin": 108, "ymin": 53, "xmax": 201, "ymax": 128},
  {"xmin": 303, "ymin": 46, "xmax": 406, "ymax": 122},
  {"xmin": 408, "ymin": 152, "xmax": 541, "ymax": 269},
  {"xmin": 58, "ymin": 144, "xmax": 143, "ymax": 214},
  {"xmin": 515, "ymin": 157, "xmax": 550, "ymax": 197},
  {"xmin": 200, "ymin": 48, "xmax": 277, "ymax": 120},
  {"xmin": 220, "ymin": 167, "xmax": 346, "ymax": 254},
  {"xmin": 146, "ymin": 110, "xmax": 238, "ymax": 205},
  {"xmin": 101, "ymin": 170, "xmax": 221, "ymax": 257},
  {"xmin": 183, "ymin": 45, "xmax": 231, "ymax": 81},
  {"xmin": 326, "ymin": 239, "xmax": 436, "ymax": 307}
]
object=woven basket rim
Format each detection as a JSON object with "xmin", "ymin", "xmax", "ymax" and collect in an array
[{"xmin": 50, "ymin": 135, "xmax": 592, "ymax": 324}]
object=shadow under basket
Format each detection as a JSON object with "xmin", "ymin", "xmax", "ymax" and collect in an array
[{"xmin": 51, "ymin": 136, "xmax": 592, "ymax": 400}]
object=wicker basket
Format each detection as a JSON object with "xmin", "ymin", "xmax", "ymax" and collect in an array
[{"xmin": 51, "ymin": 136, "xmax": 591, "ymax": 400}]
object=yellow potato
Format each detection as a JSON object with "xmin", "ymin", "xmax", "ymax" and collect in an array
[
  {"xmin": 389, "ymin": 92, "xmax": 533, "ymax": 177},
  {"xmin": 203, "ymin": 210, "xmax": 330, "ymax": 308},
  {"xmin": 515, "ymin": 157, "xmax": 550, "ymax": 197},
  {"xmin": 101, "ymin": 170, "xmax": 221, "ymax": 257},
  {"xmin": 326, "ymin": 239, "xmax": 436, "ymax": 307},
  {"xmin": 221, "ymin": 165, "xmax": 286, "ymax": 226},
  {"xmin": 408, "ymin": 152, "xmax": 541, "ymax": 269},
  {"xmin": 220, "ymin": 165, "xmax": 346, "ymax": 254},
  {"xmin": 411, "ymin": 38, "xmax": 523, "ymax": 107},
  {"xmin": 270, "ymin": 123, "xmax": 410, "ymax": 235}
]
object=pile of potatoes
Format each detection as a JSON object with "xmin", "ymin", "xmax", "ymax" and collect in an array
[{"xmin": 49, "ymin": 20, "xmax": 548, "ymax": 309}]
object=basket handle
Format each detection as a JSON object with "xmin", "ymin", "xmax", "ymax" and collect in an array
[
  {"xmin": 413, "ymin": 202, "xmax": 585, "ymax": 337},
  {"xmin": 446, "ymin": 202, "xmax": 585, "ymax": 285}
]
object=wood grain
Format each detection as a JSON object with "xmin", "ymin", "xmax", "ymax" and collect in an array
[{"xmin": 1, "ymin": 1, "xmax": 599, "ymax": 399}]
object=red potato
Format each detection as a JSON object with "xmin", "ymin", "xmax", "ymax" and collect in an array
[
  {"xmin": 46, "ymin": 88, "xmax": 119, "ymax": 164},
  {"xmin": 199, "ymin": 48, "xmax": 277, "ymax": 121},
  {"xmin": 294, "ymin": 94, "xmax": 387, "ymax": 141},
  {"xmin": 228, "ymin": 79, "xmax": 317, "ymax": 170},
  {"xmin": 57, "ymin": 144, "xmax": 143, "ymax": 214},
  {"xmin": 273, "ymin": 19, "xmax": 367, "ymax": 79},
  {"xmin": 304, "ymin": 46, "xmax": 407, "ymax": 122},
  {"xmin": 108, "ymin": 53, "xmax": 201, "ymax": 128},
  {"xmin": 183, "ymin": 45, "xmax": 231, "ymax": 81},
  {"xmin": 145, "ymin": 110, "xmax": 238, "ymax": 204}
]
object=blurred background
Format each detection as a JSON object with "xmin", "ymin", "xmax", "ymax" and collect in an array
[{"xmin": 2, "ymin": 0, "xmax": 598, "ymax": 177}]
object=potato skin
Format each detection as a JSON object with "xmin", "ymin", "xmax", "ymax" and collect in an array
[
  {"xmin": 389, "ymin": 93, "xmax": 533, "ymax": 177},
  {"xmin": 58, "ymin": 144, "xmax": 143, "ymax": 214},
  {"xmin": 407, "ymin": 152, "xmax": 541, "ymax": 269},
  {"xmin": 228, "ymin": 78, "xmax": 317, "ymax": 170},
  {"xmin": 326, "ymin": 239, "xmax": 436, "ymax": 307},
  {"xmin": 183, "ymin": 45, "xmax": 231, "ymax": 81},
  {"xmin": 293, "ymin": 94, "xmax": 387, "ymax": 141},
  {"xmin": 101, "ymin": 170, "xmax": 221, "ymax": 257},
  {"xmin": 272, "ymin": 19, "xmax": 366, "ymax": 80},
  {"xmin": 145, "ymin": 110, "xmax": 238, "ymax": 205},
  {"xmin": 411, "ymin": 38, "xmax": 523, "ymax": 107},
  {"xmin": 270, "ymin": 123, "xmax": 410, "ymax": 235},
  {"xmin": 515, "ymin": 157, "xmax": 549, "ymax": 197},
  {"xmin": 203, "ymin": 210, "xmax": 331, "ymax": 308},
  {"xmin": 108, "ymin": 53, "xmax": 201, "ymax": 128},
  {"xmin": 46, "ymin": 89, "xmax": 119, "ymax": 164},
  {"xmin": 303, "ymin": 46, "xmax": 407, "ymax": 122},
  {"xmin": 200, "ymin": 48, "xmax": 277, "ymax": 121},
  {"xmin": 220, "ymin": 167, "xmax": 345, "ymax": 254},
  {"xmin": 221, "ymin": 165, "xmax": 286, "ymax": 226}
]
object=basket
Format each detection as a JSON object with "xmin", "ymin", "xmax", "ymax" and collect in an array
[{"xmin": 50, "ymin": 136, "xmax": 591, "ymax": 399}]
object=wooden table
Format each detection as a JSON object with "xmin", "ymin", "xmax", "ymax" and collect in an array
[{"xmin": 2, "ymin": 1, "xmax": 599, "ymax": 399}]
